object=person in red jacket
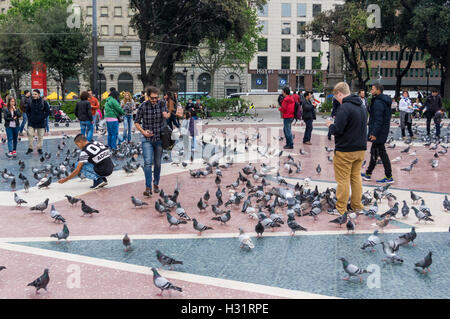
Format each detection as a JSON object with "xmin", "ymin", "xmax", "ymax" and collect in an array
[{"xmin": 279, "ymin": 87, "xmax": 295, "ymax": 149}]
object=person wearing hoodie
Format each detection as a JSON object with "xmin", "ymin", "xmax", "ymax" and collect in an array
[
  {"xmin": 398, "ymin": 90, "xmax": 414, "ymax": 139},
  {"xmin": 423, "ymin": 88, "xmax": 442, "ymax": 137},
  {"xmin": 327, "ymin": 82, "xmax": 367, "ymax": 216},
  {"xmin": 278, "ymin": 86, "xmax": 295, "ymax": 149},
  {"xmin": 302, "ymin": 91, "xmax": 316, "ymax": 145},
  {"xmin": 104, "ymin": 89, "xmax": 125, "ymax": 150},
  {"xmin": 26, "ymin": 89, "xmax": 50, "ymax": 155},
  {"xmin": 361, "ymin": 83, "xmax": 394, "ymax": 184}
]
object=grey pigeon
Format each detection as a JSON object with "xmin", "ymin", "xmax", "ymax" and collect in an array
[
  {"xmin": 401, "ymin": 200, "xmax": 410, "ymax": 218},
  {"xmin": 329, "ymin": 212, "xmax": 347, "ymax": 228},
  {"xmin": 151, "ymin": 267, "xmax": 182, "ymax": 296},
  {"xmin": 50, "ymin": 223, "xmax": 69, "ymax": 241},
  {"xmin": 122, "ymin": 233, "xmax": 132, "ymax": 251},
  {"xmin": 27, "ymin": 268, "xmax": 50, "ymax": 294},
  {"xmin": 414, "ymin": 251, "xmax": 432, "ymax": 274},
  {"xmin": 192, "ymin": 218, "xmax": 213, "ymax": 235},
  {"xmin": 81, "ymin": 200, "xmax": 99, "ymax": 216},
  {"xmin": 131, "ymin": 196, "xmax": 148, "ymax": 208},
  {"xmin": 397, "ymin": 227, "xmax": 417, "ymax": 246},
  {"xmin": 361, "ymin": 230, "xmax": 381, "ymax": 252},
  {"xmin": 211, "ymin": 211, "xmax": 231, "ymax": 224},
  {"xmin": 346, "ymin": 219, "xmax": 355, "ymax": 233},
  {"xmin": 381, "ymin": 242, "xmax": 404, "ymax": 264},
  {"xmin": 255, "ymin": 221, "xmax": 264, "ymax": 238},
  {"xmin": 175, "ymin": 203, "xmax": 191, "ymax": 220},
  {"xmin": 37, "ymin": 176, "xmax": 52, "ymax": 189},
  {"xmin": 50, "ymin": 204, "xmax": 66, "ymax": 223},
  {"xmin": 412, "ymin": 207, "xmax": 433, "ymax": 223},
  {"xmin": 65, "ymin": 195, "xmax": 81, "ymax": 206},
  {"xmin": 287, "ymin": 215, "xmax": 307, "ymax": 236},
  {"xmin": 338, "ymin": 258, "xmax": 370, "ymax": 282},
  {"xmin": 30, "ymin": 198, "xmax": 49, "ymax": 213},
  {"xmin": 156, "ymin": 249, "xmax": 183, "ymax": 270},
  {"xmin": 166, "ymin": 212, "xmax": 187, "ymax": 227},
  {"xmin": 14, "ymin": 193, "xmax": 27, "ymax": 206}
]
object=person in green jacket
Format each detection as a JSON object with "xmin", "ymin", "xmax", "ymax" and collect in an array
[{"xmin": 104, "ymin": 90, "xmax": 125, "ymax": 150}]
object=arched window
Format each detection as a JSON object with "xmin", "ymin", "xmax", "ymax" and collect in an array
[
  {"xmin": 197, "ymin": 73, "xmax": 211, "ymax": 94},
  {"xmin": 118, "ymin": 72, "xmax": 134, "ymax": 93},
  {"xmin": 175, "ymin": 73, "xmax": 187, "ymax": 92}
]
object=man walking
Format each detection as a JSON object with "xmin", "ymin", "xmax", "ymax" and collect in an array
[
  {"xmin": 134, "ymin": 86, "xmax": 170, "ymax": 197},
  {"xmin": 361, "ymin": 83, "xmax": 394, "ymax": 184},
  {"xmin": 302, "ymin": 91, "xmax": 316, "ymax": 145},
  {"xmin": 358, "ymin": 89, "xmax": 368, "ymax": 109},
  {"xmin": 423, "ymin": 88, "xmax": 442, "ymax": 137},
  {"xmin": 19, "ymin": 90, "xmax": 31, "ymax": 136},
  {"xmin": 278, "ymin": 87, "xmax": 295, "ymax": 149},
  {"xmin": 327, "ymin": 82, "xmax": 367, "ymax": 216},
  {"xmin": 26, "ymin": 89, "xmax": 50, "ymax": 155}
]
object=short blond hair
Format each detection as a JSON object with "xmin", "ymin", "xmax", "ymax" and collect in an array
[{"xmin": 333, "ymin": 82, "xmax": 350, "ymax": 96}]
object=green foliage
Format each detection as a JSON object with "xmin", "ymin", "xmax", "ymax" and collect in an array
[
  {"xmin": 204, "ymin": 97, "xmax": 249, "ymax": 113},
  {"xmin": 442, "ymin": 98, "xmax": 450, "ymax": 113},
  {"xmin": 58, "ymin": 100, "xmax": 77, "ymax": 114},
  {"xmin": 320, "ymin": 100, "xmax": 333, "ymax": 112}
]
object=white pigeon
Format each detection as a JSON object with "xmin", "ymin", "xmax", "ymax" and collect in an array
[
  {"xmin": 391, "ymin": 156, "xmax": 402, "ymax": 163},
  {"xmin": 238, "ymin": 228, "xmax": 255, "ymax": 249}
]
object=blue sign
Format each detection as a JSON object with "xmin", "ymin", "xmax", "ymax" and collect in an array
[
  {"xmin": 256, "ymin": 78, "xmax": 263, "ymax": 85},
  {"xmin": 279, "ymin": 79, "xmax": 286, "ymax": 85}
]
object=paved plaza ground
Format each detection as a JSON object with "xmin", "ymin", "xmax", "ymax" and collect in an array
[{"xmin": 0, "ymin": 109, "xmax": 448, "ymax": 299}]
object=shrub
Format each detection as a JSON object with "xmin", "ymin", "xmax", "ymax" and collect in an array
[
  {"xmin": 320, "ymin": 100, "xmax": 333, "ymax": 113},
  {"xmin": 203, "ymin": 97, "xmax": 249, "ymax": 113}
]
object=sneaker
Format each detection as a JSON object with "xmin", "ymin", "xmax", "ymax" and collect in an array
[
  {"xmin": 90, "ymin": 178, "xmax": 107, "ymax": 189},
  {"xmin": 143, "ymin": 187, "xmax": 152, "ymax": 197},
  {"xmin": 361, "ymin": 173, "xmax": 372, "ymax": 181},
  {"xmin": 5, "ymin": 152, "xmax": 13, "ymax": 158},
  {"xmin": 153, "ymin": 184, "xmax": 160, "ymax": 193},
  {"xmin": 12, "ymin": 151, "xmax": 16, "ymax": 158},
  {"xmin": 102, "ymin": 177, "xmax": 108, "ymax": 186},
  {"xmin": 376, "ymin": 176, "xmax": 394, "ymax": 184},
  {"xmin": 26, "ymin": 148, "xmax": 33, "ymax": 155},
  {"xmin": 328, "ymin": 209, "xmax": 342, "ymax": 216},
  {"xmin": 38, "ymin": 149, "xmax": 43, "ymax": 155}
]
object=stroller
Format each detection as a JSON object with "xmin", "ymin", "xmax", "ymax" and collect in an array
[{"xmin": 51, "ymin": 103, "xmax": 72, "ymax": 127}]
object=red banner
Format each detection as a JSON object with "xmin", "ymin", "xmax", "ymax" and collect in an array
[{"xmin": 31, "ymin": 62, "xmax": 47, "ymax": 96}]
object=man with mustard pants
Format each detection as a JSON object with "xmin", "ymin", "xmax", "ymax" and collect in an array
[{"xmin": 327, "ymin": 82, "xmax": 368, "ymax": 215}]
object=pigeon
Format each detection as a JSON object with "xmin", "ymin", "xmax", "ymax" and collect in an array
[
  {"xmin": 346, "ymin": 219, "xmax": 355, "ymax": 233},
  {"xmin": 80, "ymin": 200, "xmax": 99, "ymax": 216},
  {"xmin": 49, "ymin": 204, "xmax": 66, "ymax": 223},
  {"xmin": 401, "ymin": 146, "xmax": 410, "ymax": 153},
  {"xmin": 329, "ymin": 212, "xmax": 347, "ymax": 228},
  {"xmin": 151, "ymin": 267, "xmax": 182, "ymax": 296},
  {"xmin": 412, "ymin": 206, "xmax": 433, "ymax": 223},
  {"xmin": 156, "ymin": 249, "xmax": 183, "ymax": 270},
  {"xmin": 166, "ymin": 212, "xmax": 187, "ymax": 227},
  {"xmin": 381, "ymin": 242, "xmax": 404, "ymax": 264},
  {"xmin": 131, "ymin": 196, "xmax": 148, "ymax": 208},
  {"xmin": 14, "ymin": 193, "xmax": 27, "ymax": 206},
  {"xmin": 30, "ymin": 198, "xmax": 49, "ymax": 213},
  {"xmin": 431, "ymin": 159, "xmax": 439, "ymax": 168},
  {"xmin": 443, "ymin": 195, "xmax": 450, "ymax": 211},
  {"xmin": 414, "ymin": 251, "xmax": 432, "ymax": 274},
  {"xmin": 410, "ymin": 191, "xmax": 422, "ymax": 204},
  {"xmin": 287, "ymin": 215, "xmax": 307, "ymax": 236},
  {"xmin": 316, "ymin": 164, "xmax": 321, "ymax": 175},
  {"xmin": 380, "ymin": 203, "xmax": 399, "ymax": 219},
  {"xmin": 65, "ymin": 195, "xmax": 81, "ymax": 206},
  {"xmin": 376, "ymin": 217, "xmax": 390, "ymax": 232},
  {"xmin": 238, "ymin": 228, "xmax": 255, "ymax": 250},
  {"xmin": 197, "ymin": 198, "xmax": 208, "ymax": 212},
  {"xmin": 203, "ymin": 190, "xmax": 210, "ymax": 202},
  {"xmin": 122, "ymin": 233, "xmax": 132, "ymax": 251},
  {"xmin": 401, "ymin": 164, "xmax": 413, "ymax": 172},
  {"xmin": 37, "ymin": 176, "xmax": 52, "ymax": 189},
  {"xmin": 401, "ymin": 200, "xmax": 410, "ymax": 218},
  {"xmin": 397, "ymin": 227, "xmax": 417, "ymax": 247},
  {"xmin": 0, "ymin": 266, "xmax": 5, "ymax": 271},
  {"xmin": 361, "ymin": 230, "xmax": 381, "ymax": 252},
  {"xmin": 338, "ymin": 258, "xmax": 370, "ymax": 282},
  {"xmin": 211, "ymin": 211, "xmax": 231, "ymax": 224},
  {"xmin": 192, "ymin": 218, "xmax": 213, "ymax": 235},
  {"xmin": 175, "ymin": 203, "xmax": 191, "ymax": 220},
  {"xmin": 50, "ymin": 223, "xmax": 69, "ymax": 241},
  {"xmin": 255, "ymin": 221, "xmax": 264, "ymax": 238},
  {"xmin": 27, "ymin": 269, "xmax": 50, "ymax": 294},
  {"xmin": 24, "ymin": 179, "xmax": 30, "ymax": 193}
]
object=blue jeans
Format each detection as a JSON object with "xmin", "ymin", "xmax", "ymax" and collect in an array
[
  {"xmin": 80, "ymin": 162, "xmax": 100, "ymax": 181},
  {"xmin": 45, "ymin": 116, "xmax": 49, "ymax": 132},
  {"xmin": 6, "ymin": 127, "xmax": 19, "ymax": 152},
  {"xmin": 93, "ymin": 113, "xmax": 99, "ymax": 131},
  {"xmin": 141, "ymin": 138, "xmax": 163, "ymax": 188},
  {"xmin": 283, "ymin": 118, "xmax": 294, "ymax": 147},
  {"xmin": 19, "ymin": 112, "xmax": 28, "ymax": 133},
  {"xmin": 303, "ymin": 119, "xmax": 313, "ymax": 142},
  {"xmin": 167, "ymin": 113, "xmax": 180, "ymax": 130},
  {"xmin": 106, "ymin": 121, "xmax": 119, "ymax": 149},
  {"xmin": 123, "ymin": 115, "xmax": 133, "ymax": 142},
  {"xmin": 80, "ymin": 121, "xmax": 94, "ymax": 142}
]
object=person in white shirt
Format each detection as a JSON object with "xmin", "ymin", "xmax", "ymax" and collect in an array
[
  {"xmin": 398, "ymin": 90, "xmax": 414, "ymax": 139},
  {"xmin": 412, "ymin": 98, "xmax": 422, "ymax": 118}
]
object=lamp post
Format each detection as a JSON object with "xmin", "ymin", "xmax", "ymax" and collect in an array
[
  {"xmin": 98, "ymin": 64, "xmax": 104, "ymax": 102},
  {"xmin": 191, "ymin": 64, "xmax": 195, "ymax": 92},
  {"xmin": 57, "ymin": 85, "xmax": 60, "ymax": 102},
  {"xmin": 92, "ymin": 0, "xmax": 98, "ymax": 97},
  {"xmin": 182, "ymin": 66, "xmax": 188, "ymax": 103}
]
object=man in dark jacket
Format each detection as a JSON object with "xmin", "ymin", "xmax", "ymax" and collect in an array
[
  {"xmin": 302, "ymin": 91, "xmax": 315, "ymax": 145},
  {"xmin": 19, "ymin": 90, "xmax": 31, "ymax": 136},
  {"xmin": 328, "ymin": 97, "xmax": 341, "ymax": 140},
  {"xmin": 423, "ymin": 88, "xmax": 442, "ymax": 137},
  {"xmin": 327, "ymin": 82, "xmax": 367, "ymax": 216},
  {"xmin": 75, "ymin": 91, "xmax": 94, "ymax": 142},
  {"xmin": 26, "ymin": 89, "xmax": 50, "ymax": 155},
  {"xmin": 361, "ymin": 83, "xmax": 394, "ymax": 184}
]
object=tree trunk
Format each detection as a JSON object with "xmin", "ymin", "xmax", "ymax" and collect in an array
[
  {"xmin": 139, "ymin": 38, "xmax": 150, "ymax": 88},
  {"xmin": 444, "ymin": 45, "xmax": 450, "ymax": 100},
  {"xmin": 395, "ymin": 47, "xmax": 416, "ymax": 99},
  {"xmin": 210, "ymin": 70, "xmax": 215, "ymax": 98},
  {"xmin": 146, "ymin": 44, "xmax": 178, "ymax": 89}
]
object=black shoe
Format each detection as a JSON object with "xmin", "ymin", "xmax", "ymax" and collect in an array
[
  {"xmin": 153, "ymin": 184, "xmax": 160, "ymax": 193},
  {"xmin": 283, "ymin": 145, "xmax": 293, "ymax": 149},
  {"xmin": 102, "ymin": 177, "xmax": 108, "ymax": 186},
  {"xmin": 143, "ymin": 187, "xmax": 152, "ymax": 197},
  {"xmin": 38, "ymin": 149, "xmax": 43, "ymax": 155},
  {"xmin": 26, "ymin": 149, "xmax": 33, "ymax": 155},
  {"xmin": 90, "ymin": 178, "xmax": 106, "ymax": 189}
]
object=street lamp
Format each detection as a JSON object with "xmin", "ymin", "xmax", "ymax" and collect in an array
[
  {"xmin": 98, "ymin": 64, "xmax": 104, "ymax": 102},
  {"xmin": 191, "ymin": 64, "xmax": 195, "ymax": 91},
  {"xmin": 182, "ymin": 66, "xmax": 188, "ymax": 102}
]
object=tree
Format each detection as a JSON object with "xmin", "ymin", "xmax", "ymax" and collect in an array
[
  {"xmin": 0, "ymin": 14, "xmax": 33, "ymax": 94},
  {"xmin": 129, "ymin": 0, "xmax": 266, "ymax": 91},
  {"xmin": 183, "ymin": 8, "xmax": 260, "ymax": 97},
  {"xmin": 31, "ymin": 3, "xmax": 90, "ymax": 100},
  {"xmin": 306, "ymin": 2, "xmax": 375, "ymax": 90}
]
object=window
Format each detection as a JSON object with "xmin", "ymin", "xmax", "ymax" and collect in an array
[
  {"xmin": 128, "ymin": 7, "xmax": 134, "ymax": 16},
  {"xmin": 281, "ymin": 56, "xmax": 290, "ymax": 69},
  {"xmin": 258, "ymin": 38, "xmax": 268, "ymax": 52},
  {"xmin": 297, "ymin": 39, "xmax": 305, "ymax": 52},
  {"xmin": 100, "ymin": 6, "xmax": 108, "ymax": 17},
  {"xmin": 128, "ymin": 26, "xmax": 136, "ymax": 36},
  {"xmin": 281, "ymin": 22, "xmax": 291, "ymax": 34},
  {"xmin": 97, "ymin": 46, "xmax": 104, "ymax": 56},
  {"xmin": 415, "ymin": 68, "xmax": 419, "ymax": 77},
  {"xmin": 297, "ymin": 3, "xmax": 306, "ymax": 17},
  {"xmin": 257, "ymin": 56, "xmax": 267, "ymax": 69},
  {"xmin": 312, "ymin": 39, "xmax": 321, "ymax": 52},
  {"xmin": 390, "ymin": 68, "xmax": 394, "ymax": 77},
  {"xmin": 297, "ymin": 56, "xmax": 305, "ymax": 70},
  {"xmin": 312, "ymin": 56, "xmax": 321, "ymax": 69},
  {"xmin": 259, "ymin": 20, "xmax": 268, "ymax": 34},
  {"xmin": 281, "ymin": 3, "xmax": 291, "ymax": 17},
  {"xmin": 86, "ymin": 6, "xmax": 92, "ymax": 16},
  {"xmin": 394, "ymin": 51, "xmax": 399, "ymax": 60},
  {"xmin": 297, "ymin": 21, "xmax": 306, "ymax": 35},
  {"xmin": 114, "ymin": 25, "xmax": 122, "ymax": 35},
  {"xmin": 281, "ymin": 39, "xmax": 290, "ymax": 52},
  {"xmin": 258, "ymin": 4, "xmax": 268, "ymax": 17},
  {"xmin": 100, "ymin": 25, "xmax": 109, "ymax": 35},
  {"xmin": 312, "ymin": 4, "xmax": 321, "ymax": 17},
  {"xmin": 119, "ymin": 46, "xmax": 131, "ymax": 56},
  {"xmin": 251, "ymin": 74, "xmax": 267, "ymax": 90},
  {"xmin": 278, "ymin": 75, "xmax": 288, "ymax": 89},
  {"xmin": 114, "ymin": 7, "xmax": 122, "ymax": 17},
  {"xmin": 420, "ymin": 69, "xmax": 424, "ymax": 77}
]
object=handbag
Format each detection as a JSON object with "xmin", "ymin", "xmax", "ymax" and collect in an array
[
  {"xmin": 159, "ymin": 102, "xmax": 175, "ymax": 150},
  {"xmin": 175, "ymin": 105, "xmax": 184, "ymax": 118}
]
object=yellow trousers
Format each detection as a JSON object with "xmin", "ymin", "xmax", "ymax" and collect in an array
[{"xmin": 333, "ymin": 150, "xmax": 365, "ymax": 215}]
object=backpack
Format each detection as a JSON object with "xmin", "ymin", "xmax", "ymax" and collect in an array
[
  {"xmin": 278, "ymin": 94, "xmax": 284, "ymax": 106},
  {"xmin": 293, "ymin": 94, "xmax": 302, "ymax": 120}
]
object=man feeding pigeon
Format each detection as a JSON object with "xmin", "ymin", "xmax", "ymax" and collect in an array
[
  {"xmin": 58, "ymin": 134, "xmax": 113, "ymax": 189},
  {"xmin": 327, "ymin": 82, "xmax": 367, "ymax": 216}
]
